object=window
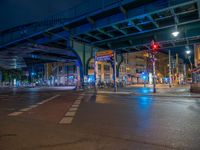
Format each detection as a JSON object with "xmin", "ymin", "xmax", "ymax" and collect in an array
[
  {"xmin": 104, "ymin": 65, "xmax": 110, "ymax": 71},
  {"xmin": 98, "ymin": 64, "xmax": 101, "ymax": 70}
]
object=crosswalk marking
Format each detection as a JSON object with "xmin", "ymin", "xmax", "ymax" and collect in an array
[
  {"xmin": 74, "ymin": 101, "xmax": 81, "ymax": 105},
  {"xmin": 59, "ymin": 93, "xmax": 85, "ymax": 124},
  {"xmin": 69, "ymin": 107, "xmax": 78, "ymax": 111},
  {"xmin": 72, "ymin": 104, "xmax": 79, "ymax": 108},
  {"xmin": 59, "ymin": 117, "xmax": 73, "ymax": 124},
  {"xmin": 65, "ymin": 111, "xmax": 76, "ymax": 117}
]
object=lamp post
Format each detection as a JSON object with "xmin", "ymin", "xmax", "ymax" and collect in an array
[
  {"xmin": 186, "ymin": 50, "xmax": 192, "ymax": 69},
  {"xmin": 185, "ymin": 49, "xmax": 193, "ymax": 83}
]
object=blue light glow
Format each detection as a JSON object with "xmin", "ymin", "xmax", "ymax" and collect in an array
[
  {"xmin": 141, "ymin": 72, "xmax": 147, "ymax": 80},
  {"xmin": 127, "ymin": 21, "xmax": 132, "ymax": 26},
  {"xmin": 87, "ymin": 75, "xmax": 94, "ymax": 82},
  {"xmin": 31, "ymin": 72, "xmax": 36, "ymax": 76},
  {"xmin": 139, "ymin": 96, "xmax": 152, "ymax": 108}
]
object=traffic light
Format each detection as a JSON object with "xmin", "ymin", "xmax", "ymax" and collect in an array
[{"xmin": 150, "ymin": 40, "xmax": 160, "ymax": 54}]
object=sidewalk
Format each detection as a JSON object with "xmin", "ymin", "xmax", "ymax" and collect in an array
[{"xmin": 90, "ymin": 84, "xmax": 200, "ymax": 98}]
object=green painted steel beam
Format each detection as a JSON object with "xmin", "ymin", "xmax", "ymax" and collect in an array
[
  {"xmin": 112, "ymin": 25, "xmax": 127, "ymax": 35},
  {"xmin": 98, "ymin": 21, "xmax": 200, "ymax": 49},
  {"xmin": 147, "ymin": 15, "xmax": 159, "ymax": 28},
  {"xmin": 86, "ymin": 33, "xmax": 102, "ymax": 41},
  {"xmin": 96, "ymin": 29, "xmax": 114, "ymax": 38},
  {"xmin": 93, "ymin": 19, "xmax": 200, "ymax": 45}
]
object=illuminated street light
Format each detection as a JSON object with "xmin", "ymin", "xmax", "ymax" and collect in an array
[
  {"xmin": 171, "ymin": 26, "xmax": 179, "ymax": 37},
  {"xmin": 172, "ymin": 31, "xmax": 179, "ymax": 37},
  {"xmin": 186, "ymin": 50, "xmax": 191, "ymax": 54}
]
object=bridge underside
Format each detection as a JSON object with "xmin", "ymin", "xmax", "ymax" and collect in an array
[
  {"xmin": 0, "ymin": 44, "xmax": 78, "ymax": 69},
  {"xmin": 0, "ymin": 0, "xmax": 200, "ymax": 69}
]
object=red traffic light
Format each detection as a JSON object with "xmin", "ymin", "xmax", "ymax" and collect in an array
[
  {"xmin": 150, "ymin": 40, "xmax": 160, "ymax": 54},
  {"xmin": 152, "ymin": 44, "xmax": 158, "ymax": 49}
]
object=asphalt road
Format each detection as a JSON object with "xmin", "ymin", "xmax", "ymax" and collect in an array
[{"xmin": 0, "ymin": 87, "xmax": 200, "ymax": 150}]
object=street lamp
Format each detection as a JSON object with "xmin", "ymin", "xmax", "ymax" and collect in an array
[
  {"xmin": 186, "ymin": 50, "xmax": 191, "ymax": 55},
  {"xmin": 172, "ymin": 26, "xmax": 179, "ymax": 37}
]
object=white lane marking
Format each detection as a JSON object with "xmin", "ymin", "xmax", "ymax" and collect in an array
[
  {"xmin": 69, "ymin": 107, "xmax": 78, "ymax": 111},
  {"xmin": 37, "ymin": 94, "xmax": 60, "ymax": 105},
  {"xmin": 74, "ymin": 101, "xmax": 81, "ymax": 105},
  {"xmin": 37, "ymin": 102, "xmax": 45, "ymax": 105},
  {"xmin": 8, "ymin": 95, "xmax": 60, "ymax": 116},
  {"xmin": 8, "ymin": 112, "xmax": 23, "ymax": 116},
  {"xmin": 59, "ymin": 94, "xmax": 84, "ymax": 124},
  {"xmin": 65, "ymin": 111, "xmax": 76, "ymax": 117},
  {"xmin": 71, "ymin": 104, "xmax": 79, "ymax": 108},
  {"xmin": 20, "ymin": 108, "xmax": 32, "ymax": 112},
  {"xmin": 59, "ymin": 117, "xmax": 73, "ymax": 124},
  {"xmin": 29, "ymin": 105, "xmax": 38, "ymax": 108}
]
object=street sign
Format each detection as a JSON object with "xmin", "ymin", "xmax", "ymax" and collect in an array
[
  {"xmin": 96, "ymin": 50, "xmax": 114, "ymax": 61},
  {"xmin": 96, "ymin": 50, "xmax": 113, "ymax": 57}
]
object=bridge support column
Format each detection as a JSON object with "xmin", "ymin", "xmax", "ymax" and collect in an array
[
  {"xmin": 116, "ymin": 54, "xmax": 124, "ymax": 78},
  {"xmin": 71, "ymin": 40, "xmax": 94, "ymax": 89}
]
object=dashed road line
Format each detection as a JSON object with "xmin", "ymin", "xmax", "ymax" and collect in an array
[
  {"xmin": 37, "ymin": 102, "xmax": 45, "ymax": 105},
  {"xmin": 29, "ymin": 105, "xmax": 38, "ymax": 108},
  {"xmin": 59, "ymin": 117, "xmax": 73, "ymax": 124},
  {"xmin": 8, "ymin": 112, "xmax": 23, "ymax": 116},
  {"xmin": 59, "ymin": 93, "xmax": 85, "ymax": 124},
  {"xmin": 20, "ymin": 108, "xmax": 32, "ymax": 112},
  {"xmin": 69, "ymin": 107, "xmax": 78, "ymax": 111},
  {"xmin": 71, "ymin": 104, "xmax": 79, "ymax": 108},
  {"xmin": 8, "ymin": 94, "xmax": 60, "ymax": 116},
  {"xmin": 74, "ymin": 102, "xmax": 81, "ymax": 105},
  {"xmin": 65, "ymin": 111, "xmax": 76, "ymax": 117}
]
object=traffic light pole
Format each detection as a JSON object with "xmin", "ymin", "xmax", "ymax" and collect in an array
[
  {"xmin": 150, "ymin": 40, "xmax": 160, "ymax": 93},
  {"xmin": 152, "ymin": 54, "xmax": 156, "ymax": 93},
  {"xmin": 113, "ymin": 51, "xmax": 117, "ymax": 92},
  {"xmin": 94, "ymin": 52, "xmax": 97, "ymax": 92}
]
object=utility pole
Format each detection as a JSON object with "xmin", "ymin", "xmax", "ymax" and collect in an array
[
  {"xmin": 152, "ymin": 54, "xmax": 156, "ymax": 93},
  {"xmin": 169, "ymin": 50, "xmax": 172, "ymax": 88},
  {"xmin": 150, "ymin": 40, "xmax": 160, "ymax": 93}
]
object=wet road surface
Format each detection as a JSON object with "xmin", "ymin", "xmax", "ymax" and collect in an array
[{"xmin": 0, "ymin": 87, "xmax": 200, "ymax": 150}]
